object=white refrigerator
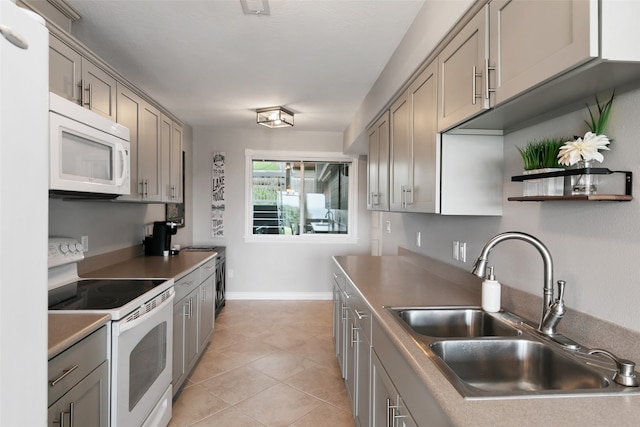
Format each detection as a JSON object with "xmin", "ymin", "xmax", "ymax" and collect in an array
[{"xmin": 0, "ymin": 0, "xmax": 48, "ymax": 425}]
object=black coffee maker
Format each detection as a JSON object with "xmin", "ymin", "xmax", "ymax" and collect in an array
[{"xmin": 144, "ymin": 221, "xmax": 178, "ymax": 256}]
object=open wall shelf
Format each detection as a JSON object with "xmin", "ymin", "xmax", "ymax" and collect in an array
[{"xmin": 509, "ymin": 168, "xmax": 633, "ymax": 202}]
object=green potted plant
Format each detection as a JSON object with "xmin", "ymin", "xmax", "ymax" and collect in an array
[{"xmin": 517, "ymin": 137, "xmax": 566, "ymax": 196}]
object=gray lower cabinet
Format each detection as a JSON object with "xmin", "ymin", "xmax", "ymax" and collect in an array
[
  {"xmin": 172, "ymin": 257, "xmax": 216, "ymax": 396},
  {"xmin": 198, "ymin": 268, "xmax": 216, "ymax": 350},
  {"xmin": 48, "ymin": 326, "xmax": 109, "ymax": 427},
  {"xmin": 332, "ymin": 258, "xmax": 452, "ymax": 427},
  {"xmin": 371, "ymin": 351, "xmax": 417, "ymax": 427},
  {"xmin": 333, "ymin": 266, "xmax": 371, "ymax": 427}
]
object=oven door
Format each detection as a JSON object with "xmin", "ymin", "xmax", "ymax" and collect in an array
[{"xmin": 111, "ymin": 291, "xmax": 174, "ymax": 427}]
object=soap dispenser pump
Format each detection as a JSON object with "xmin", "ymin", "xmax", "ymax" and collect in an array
[{"xmin": 482, "ymin": 266, "xmax": 501, "ymax": 312}]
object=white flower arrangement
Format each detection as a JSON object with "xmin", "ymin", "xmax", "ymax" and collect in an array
[{"xmin": 557, "ymin": 132, "xmax": 611, "ymax": 166}]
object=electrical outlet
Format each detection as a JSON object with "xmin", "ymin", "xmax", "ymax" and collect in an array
[
  {"xmin": 385, "ymin": 220, "xmax": 391, "ymax": 234},
  {"xmin": 459, "ymin": 242, "xmax": 467, "ymax": 262},
  {"xmin": 452, "ymin": 241, "xmax": 459, "ymax": 261},
  {"xmin": 416, "ymin": 231, "xmax": 421, "ymax": 247},
  {"xmin": 81, "ymin": 235, "xmax": 89, "ymax": 252},
  {"xmin": 228, "ymin": 269, "xmax": 234, "ymax": 279}
]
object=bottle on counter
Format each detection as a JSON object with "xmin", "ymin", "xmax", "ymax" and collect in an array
[{"xmin": 482, "ymin": 266, "xmax": 501, "ymax": 312}]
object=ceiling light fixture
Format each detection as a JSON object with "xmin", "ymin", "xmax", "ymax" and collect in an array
[
  {"xmin": 240, "ymin": 0, "xmax": 270, "ymax": 15},
  {"xmin": 256, "ymin": 107, "xmax": 294, "ymax": 128}
]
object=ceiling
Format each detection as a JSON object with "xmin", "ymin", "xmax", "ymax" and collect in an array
[{"xmin": 66, "ymin": 0, "xmax": 427, "ymax": 132}]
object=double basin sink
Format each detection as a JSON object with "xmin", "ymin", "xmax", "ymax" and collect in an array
[{"xmin": 387, "ymin": 307, "xmax": 638, "ymax": 399}]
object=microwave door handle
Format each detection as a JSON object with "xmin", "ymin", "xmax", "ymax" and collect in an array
[{"xmin": 115, "ymin": 144, "xmax": 128, "ymax": 187}]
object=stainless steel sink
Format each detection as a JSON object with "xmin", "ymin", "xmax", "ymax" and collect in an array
[
  {"xmin": 430, "ymin": 339, "xmax": 610, "ymax": 397},
  {"xmin": 385, "ymin": 306, "xmax": 640, "ymax": 399},
  {"xmin": 389, "ymin": 307, "xmax": 520, "ymax": 338}
]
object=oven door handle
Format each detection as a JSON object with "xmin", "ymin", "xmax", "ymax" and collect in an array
[{"xmin": 116, "ymin": 292, "xmax": 175, "ymax": 335}]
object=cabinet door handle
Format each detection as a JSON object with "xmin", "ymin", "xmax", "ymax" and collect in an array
[
  {"xmin": 49, "ymin": 364, "xmax": 79, "ymax": 387},
  {"xmin": 69, "ymin": 402, "xmax": 75, "ymax": 427},
  {"xmin": 355, "ymin": 310, "xmax": 368, "ymax": 320},
  {"xmin": 386, "ymin": 398, "xmax": 397, "ymax": 427},
  {"xmin": 485, "ymin": 59, "xmax": 496, "ymax": 100},
  {"xmin": 80, "ymin": 80, "xmax": 92, "ymax": 108},
  {"xmin": 85, "ymin": 83, "xmax": 92, "ymax": 109},
  {"xmin": 472, "ymin": 65, "xmax": 482, "ymax": 105},
  {"xmin": 78, "ymin": 79, "xmax": 84, "ymax": 106},
  {"xmin": 56, "ymin": 409, "xmax": 67, "ymax": 427}
]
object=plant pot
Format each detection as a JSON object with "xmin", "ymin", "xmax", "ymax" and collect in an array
[
  {"xmin": 522, "ymin": 168, "xmax": 565, "ymax": 196},
  {"xmin": 571, "ymin": 160, "xmax": 598, "ymax": 195}
]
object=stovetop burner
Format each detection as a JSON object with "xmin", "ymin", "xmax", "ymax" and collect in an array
[{"xmin": 48, "ymin": 279, "xmax": 166, "ymax": 310}]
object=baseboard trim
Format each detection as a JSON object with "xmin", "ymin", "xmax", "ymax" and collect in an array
[{"xmin": 226, "ymin": 292, "xmax": 332, "ymax": 301}]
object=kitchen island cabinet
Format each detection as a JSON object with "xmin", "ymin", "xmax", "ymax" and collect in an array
[{"xmin": 332, "ymin": 254, "xmax": 640, "ymax": 426}]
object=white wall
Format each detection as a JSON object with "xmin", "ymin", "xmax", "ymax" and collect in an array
[
  {"xmin": 380, "ymin": 87, "xmax": 640, "ymax": 333},
  {"xmin": 191, "ymin": 127, "xmax": 371, "ymax": 299}
]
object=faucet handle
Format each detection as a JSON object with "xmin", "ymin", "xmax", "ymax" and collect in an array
[{"xmin": 556, "ymin": 280, "xmax": 566, "ymax": 302}]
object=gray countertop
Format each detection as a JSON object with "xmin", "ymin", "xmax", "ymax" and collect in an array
[
  {"xmin": 82, "ymin": 250, "xmax": 216, "ymax": 279},
  {"xmin": 48, "ymin": 313, "xmax": 110, "ymax": 359},
  {"xmin": 334, "ymin": 254, "xmax": 640, "ymax": 426}
]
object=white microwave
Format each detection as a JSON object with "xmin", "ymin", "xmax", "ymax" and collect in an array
[{"xmin": 49, "ymin": 92, "xmax": 130, "ymax": 198}]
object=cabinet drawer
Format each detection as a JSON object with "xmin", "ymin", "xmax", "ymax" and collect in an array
[
  {"xmin": 199, "ymin": 257, "xmax": 216, "ymax": 281},
  {"xmin": 48, "ymin": 326, "xmax": 108, "ymax": 407},
  {"xmin": 174, "ymin": 268, "xmax": 200, "ymax": 301}
]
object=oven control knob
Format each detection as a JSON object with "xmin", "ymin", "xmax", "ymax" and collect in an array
[
  {"xmin": 59, "ymin": 243, "xmax": 69, "ymax": 254},
  {"xmin": 75, "ymin": 243, "xmax": 84, "ymax": 252}
]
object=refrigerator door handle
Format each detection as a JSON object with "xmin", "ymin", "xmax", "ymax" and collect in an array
[{"xmin": 0, "ymin": 24, "xmax": 28, "ymax": 49}]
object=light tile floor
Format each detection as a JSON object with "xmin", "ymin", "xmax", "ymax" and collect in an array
[{"xmin": 169, "ymin": 300, "xmax": 355, "ymax": 427}]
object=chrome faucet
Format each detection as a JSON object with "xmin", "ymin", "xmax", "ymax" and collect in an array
[
  {"xmin": 325, "ymin": 209, "xmax": 334, "ymax": 229},
  {"xmin": 471, "ymin": 231, "xmax": 565, "ymax": 335}
]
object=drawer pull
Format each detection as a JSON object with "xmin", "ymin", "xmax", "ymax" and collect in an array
[
  {"xmin": 355, "ymin": 310, "xmax": 368, "ymax": 320},
  {"xmin": 49, "ymin": 364, "xmax": 79, "ymax": 387}
]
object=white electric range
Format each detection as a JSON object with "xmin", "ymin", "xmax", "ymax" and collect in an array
[{"xmin": 48, "ymin": 237, "xmax": 175, "ymax": 427}]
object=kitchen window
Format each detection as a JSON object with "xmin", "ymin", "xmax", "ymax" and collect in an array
[{"xmin": 245, "ymin": 149, "xmax": 358, "ymax": 242}]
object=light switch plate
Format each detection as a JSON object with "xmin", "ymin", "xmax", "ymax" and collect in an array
[{"xmin": 452, "ymin": 241, "xmax": 459, "ymax": 261}]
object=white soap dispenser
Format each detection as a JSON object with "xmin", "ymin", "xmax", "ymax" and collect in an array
[{"xmin": 482, "ymin": 266, "xmax": 501, "ymax": 312}]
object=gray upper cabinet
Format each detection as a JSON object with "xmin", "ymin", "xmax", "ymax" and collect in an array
[
  {"xmin": 116, "ymin": 85, "xmax": 142, "ymax": 202},
  {"xmin": 389, "ymin": 88, "xmax": 411, "ymax": 212},
  {"xmin": 138, "ymin": 102, "xmax": 163, "ymax": 202},
  {"xmin": 81, "ymin": 60, "xmax": 117, "ymax": 121},
  {"xmin": 50, "ymin": 26, "xmax": 184, "ymax": 204},
  {"xmin": 367, "ymin": 111, "xmax": 390, "ymax": 211},
  {"xmin": 49, "ymin": 34, "xmax": 81, "ymax": 102},
  {"xmin": 390, "ymin": 61, "xmax": 439, "ymax": 213},
  {"xmin": 49, "ymin": 34, "xmax": 117, "ymax": 121},
  {"xmin": 161, "ymin": 115, "xmax": 183, "ymax": 203},
  {"xmin": 437, "ymin": 5, "xmax": 489, "ymax": 132},
  {"xmin": 489, "ymin": 0, "xmax": 595, "ymax": 107},
  {"xmin": 117, "ymin": 86, "xmax": 163, "ymax": 203}
]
